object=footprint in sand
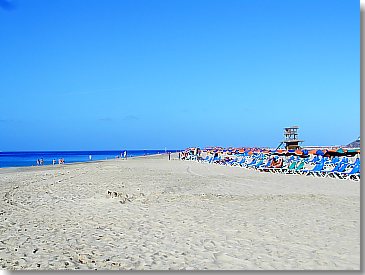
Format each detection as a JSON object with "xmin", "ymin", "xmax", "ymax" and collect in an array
[
  {"xmin": 202, "ymin": 239, "xmax": 216, "ymax": 251},
  {"xmin": 213, "ymin": 252, "xmax": 243, "ymax": 267}
]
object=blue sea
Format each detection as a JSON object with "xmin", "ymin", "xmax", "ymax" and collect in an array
[{"xmin": 0, "ymin": 150, "xmax": 180, "ymax": 168}]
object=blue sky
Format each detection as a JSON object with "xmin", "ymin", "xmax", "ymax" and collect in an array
[{"xmin": 0, "ymin": 0, "xmax": 359, "ymax": 150}]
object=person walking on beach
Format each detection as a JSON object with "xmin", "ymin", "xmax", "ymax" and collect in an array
[
  {"xmin": 52, "ymin": 159, "xmax": 56, "ymax": 165},
  {"xmin": 124, "ymin": 151, "xmax": 127, "ymax": 159},
  {"xmin": 168, "ymin": 152, "xmax": 171, "ymax": 160}
]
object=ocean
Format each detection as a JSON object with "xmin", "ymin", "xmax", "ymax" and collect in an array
[{"xmin": 0, "ymin": 150, "xmax": 180, "ymax": 168}]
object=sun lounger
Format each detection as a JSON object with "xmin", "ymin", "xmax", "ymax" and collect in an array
[
  {"xmin": 289, "ymin": 160, "xmax": 305, "ymax": 174},
  {"xmin": 235, "ymin": 157, "xmax": 247, "ymax": 167},
  {"xmin": 212, "ymin": 156, "xmax": 221, "ymax": 164},
  {"xmin": 333, "ymin": 164, "xmax": 360, "ymax": 180},
  {"xmin": 249, "ymin": 159, "xmax": 265, "ymax": 169},
  {"xmin": 279, "ymin": 161, "xmax": 298, "ymax": 173},
  {"xmin": 257, "ymin": 159, "xmax": 273, "ymax": 171},
  {"xmin": 224, "ymin": 157, "xmax": 238, "ymax": 166},
  {"xmin": 243, "ymin": 158, "xmax": 257, "ymax": 168},
  {"xmin": 320, "ymin": 161, "xmax": 344, "ymax": 177},
  {"xmin": 325, "ymin": 162, "xmax": 349, "ymax": 178},
  {"xmin": 300, "ymin": 160, "xmax": 325, "ymax": 176},
  {"xmin": 200, "ymin": 156, "xmax": 210, "ymax": 162}
]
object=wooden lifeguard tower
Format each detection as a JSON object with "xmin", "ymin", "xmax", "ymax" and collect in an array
[{"xmin": 277, "ymin": 126, "xmax": 304, "ymax": 150}]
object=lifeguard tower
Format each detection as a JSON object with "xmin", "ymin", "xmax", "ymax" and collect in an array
[{"xmin": 277, "ymin": 126, "xmax": 304, "ymax": 150}]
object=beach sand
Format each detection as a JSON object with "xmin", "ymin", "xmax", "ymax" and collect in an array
[{"xmin": 0, "ymin": 153, "xmax": 360, "ymax": 270}]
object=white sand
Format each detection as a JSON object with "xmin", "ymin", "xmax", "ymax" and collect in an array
[{"xmin": 0, "ymin": 154, "xmax": 360, "ymax": 270}]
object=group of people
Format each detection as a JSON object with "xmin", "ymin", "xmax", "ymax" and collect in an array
[
  {"xmin": 54, "ymin": 158, "xmax": 65, "ymax": 165},
  {"xmin": 114, "ymin": 151, "xmax": 128, "ymax": 159},
  {"xmin": 116, "ymin": 151, "xmax": 128, "ymax": 159},
  {"xmin": 36, "ymin": 158, "xmax": 65, "ymax": 166}
]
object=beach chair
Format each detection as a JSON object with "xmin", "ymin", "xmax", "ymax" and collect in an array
[
  {"xmin": 330, "ymin": 156, "xmax": 340, "ymax": 164},
  {"xmin": 290, "ymin": 160, "xmax": 305, "ymax": 174},
  {"xmin": 186, "ymin": 154, "xmax": 197, "ymax": 161},
  {"xmin": 269, "ymin": 163, "xmax": 286, "ymax": 173},
  {"xmin": 325, "ymin": 162, "xmax": 350, "ymax": 178},
  {"xmin": 235, "ymin": 157, "xmax": 247, "ymax": 167},
  {"xmin": 224, "ymin": 157, "xmax": 238, "ymax": 166},
  {"xmin": 321, "ymin": 161, "xmax": 344, "ymax": 177},
  {"xmin": 324, "ymin": 156, "xmax": 352, "ymax": 176},
  {"xmin": 278, "ymin": 161, "xmax": 298, "ymax": 174},
  {"xmin": 257, "ymin": 159, "xmax": 273, "ymax": 172},
  {"xmin": 201, "ymin": 156, "xmax": 210, "ymax": 162},
  {"xmin": 349, "ymin": 158, "xmax": 360, "ymax": 167},
  {"xmin": 243, "ymin": 157, "xmax": 257, "ymax": 168},
  {"xmin": 285, "ymin": 160, "xmax": 307, "ymax": 174},
  {"xmin": 208, "ymin": 156, "xmax": 215, "ymax": 163},
  {"xmin": 308, "ymin": 155, "xmax": 319, "ymax": 164},
  {"xmin": 250, "ymin": 159, "xmax": 264, "ymax": 169},
  {"xmin": 241, "ymin": 157, "xmax": 256, "ymax": 167},
  {"xmin": 228, "ymin": 157, "xmax": 240, "ymax": 166},
  {"xmin": 260, "ymin": 159, "xmax": 285, "ymax": 173},
  {"xmin": 323, "ymin": 156, "xmax": 330, "ymax": 163},
  {"xmin": 213, "ymin": 156, "xmax": 221, "ymax": 164},
  {"xmin": 340, "ymin": 157, "xmax": 349, "ymax": 165},
  {"xmin": 333, "ymin": 164, "xmax": 360, "ymax": 180},
  {"xmin": 287, "ymin": 155, "xmax": 295, "ymax": 163},
  {"xmin": 299, "ymin": 160, "xmax": 325, "ymax": 176},
  {"xmin": 207, "ymin": 156, "xmax": 212, "ymax": 163}
]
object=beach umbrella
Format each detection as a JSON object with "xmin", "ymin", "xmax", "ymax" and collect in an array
[
  {"xmin": 273, "ymin": 149, "xmax": 286, "ymax": 155},
  {"xmin": 325, "ymin": 148, "xmax": 348, "ymax": 157},
  {"xmin": 324, "ymin": 149, "xmax": 336, "ymax": 157},
  {"xmin": 346, "ymin": 149, "xmax": 359, "ymax": 157},
  {"xmin": 347, "ymin": 149, "xmax": 358, "ymax": 153},
  {"xmin": 295, "ymin": 149, "xmax": 303, "ymax": 156}
]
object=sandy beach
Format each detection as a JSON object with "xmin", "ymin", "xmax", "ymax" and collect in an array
[{"xmin": 0, "ymin": 153, "xmax": 360, "ymax": 270}]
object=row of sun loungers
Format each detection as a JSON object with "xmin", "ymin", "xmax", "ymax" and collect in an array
[{"xmin": 185, "ymin": 154, "xmax": 360, "ymax": 181}]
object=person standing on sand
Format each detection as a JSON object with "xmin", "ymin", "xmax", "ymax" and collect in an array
[
  {"xmin": 124, "ymin": 151, "xmax": 127, "ymax": 159},
  {"xmin": 168, "ymin": 152, "xmax": 171, "ymax": 160}
]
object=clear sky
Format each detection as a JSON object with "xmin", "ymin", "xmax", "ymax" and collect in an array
[{"xmin": 0, "ymin": 0, "xmax": 360, "ymax": 151}]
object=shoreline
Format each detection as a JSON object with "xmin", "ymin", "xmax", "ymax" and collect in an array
[{"xmin": 0, "ymin": 152, "xmax": 172, "ymax": 173}]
